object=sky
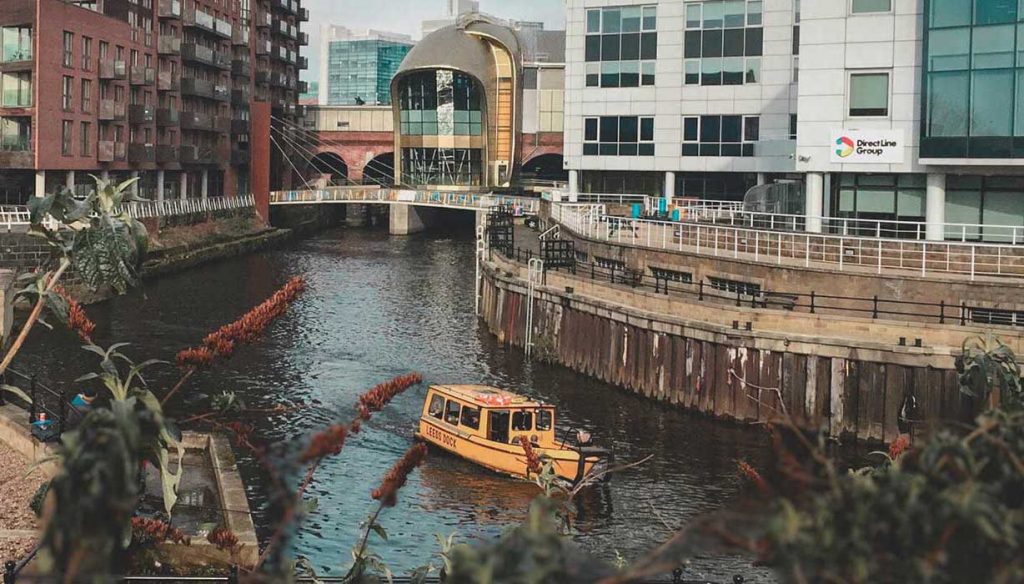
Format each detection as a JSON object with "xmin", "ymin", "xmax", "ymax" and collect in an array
[{"xmin": 300, "ymin": 0, "xmax": 566, "ymax": 81}]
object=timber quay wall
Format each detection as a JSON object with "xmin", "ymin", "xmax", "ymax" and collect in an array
[{"xmin": 479, "ymin": 253, "xmax": 1013, "ymax": 444}]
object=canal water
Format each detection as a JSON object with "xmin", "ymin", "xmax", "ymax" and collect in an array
[{"xmin": 15, "ymin": 224, "xmax": 777, "ymax": 581}]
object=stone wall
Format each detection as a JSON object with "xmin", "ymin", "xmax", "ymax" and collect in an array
[
  {"xmin": 0, "ymin": 232, "xmax": 51, "ymax": 273},
  {"xmin": 481, "ymin": 257, "xmax": 980, "ymax": 444}
]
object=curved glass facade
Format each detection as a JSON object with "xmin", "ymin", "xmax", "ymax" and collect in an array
[{"xmin": 397, "ymin": 69, "xmax": 485, "ymax": 186}]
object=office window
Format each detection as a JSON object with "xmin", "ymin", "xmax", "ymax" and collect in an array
[
  {"xmin": 1, "ymin": 72, "xmax": 32, "ymax": 107},
  {"xmin": 62, "ymin": 31, "xmax": 73, "ymax": 67},
  {"xmin": 397, "ymin": 70, "xmax": 482, "ymax": 136},
  {"xmin": 80, "ymin": 121, "xmax": 91, "ymax": 156},
  {"xmin": 61, "ymin": 120, "xmax": 72, "ymax": 156},
  {"xmin": 789, "ymin": 114, "xmax": 798, "ymax": 140},
  {"xmin": 849, "ymin": 72, "xmax": 889, "ymax": 116},
  {"xmin": 852, "ymin": 0, "xmax": 891, "ymax": 13},
  {"xmin": 682, "ymin": 115, "xmax": 759, "ymax": 157},
  {"xmin": 81, "ymin": 37, "xmax": 92, "ymax": 70},
  {"xmin": 583, "ymin": 116, "xmax": 655, "ymax": 156},
  {"xmin": 584, "ymin": 5, "xmax": 657, "ymax": 87},
  {"xmin": 1, "ymin": 26, "xmax": 32, "ymax": 63},
  {"xmin": 62, "ymin": 76, "xmax": 73, "ymax": 111},
  {"xmin": 401, "ymin": 147, "xmax": 484, "ymax": 186},
  {"xmin": 0, "ymin": 117, "xmax": 31, "ymax": 152},
  {"xmin": 81, "ymin": 79, "xmax": 92, "ymax": 113},
  {"xmin": 684, "ymin": 0, "xmax": 762, "ymax": 86}
]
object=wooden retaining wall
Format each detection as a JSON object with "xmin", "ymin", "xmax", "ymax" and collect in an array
[{"xmin": 481, "ymin": 264, "xmax": 974, "ymax": 444}]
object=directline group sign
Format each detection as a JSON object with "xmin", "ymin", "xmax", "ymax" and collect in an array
[{"xmin": 829, "ymin": 129, "xmax": 905, "ymax": 164}]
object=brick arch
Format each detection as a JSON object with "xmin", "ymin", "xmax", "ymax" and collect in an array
[{"xmin": 309, "ymin": 131, "xmax": 395, "ymax": 184}]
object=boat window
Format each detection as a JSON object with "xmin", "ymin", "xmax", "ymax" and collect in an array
[
  {"xmin": 512, "ymin": 410, "xmax": 533, "ymax": 432},
  {"xmin": 460, "ymin": 405, "xmax": 480, "ymax": 430},
  {"xmin": 488, "ymin": 410, "xmax": 510, "ymax": 443},
  {"xmin": 536, "ymin": 410, "xmax": 552, "ymax": 431},
  {"xmin": 444, "ymin": 400, "xmax": 462, "ymax": 425},
  {"xmin": 428, "ymin": 394, "xmax": 445, "ymax": 419}
]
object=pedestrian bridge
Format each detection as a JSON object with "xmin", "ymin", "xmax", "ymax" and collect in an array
[{"xmin": 269, "ymin": 186, "xmax": 539, "ymax": 214}]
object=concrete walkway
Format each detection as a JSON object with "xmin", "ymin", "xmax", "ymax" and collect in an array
[{"xmin": 0, "ymin": 440, "xmax": 43, "ymax": 563}]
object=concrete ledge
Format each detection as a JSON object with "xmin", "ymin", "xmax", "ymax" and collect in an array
[{"xmin": 0, "ymin": 404, "xmax": 59, "ymax": 478}]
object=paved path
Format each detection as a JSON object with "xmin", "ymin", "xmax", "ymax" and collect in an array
[{"xmin": 0, "ymin": 441, "xmax": 42, "ymax": 563}]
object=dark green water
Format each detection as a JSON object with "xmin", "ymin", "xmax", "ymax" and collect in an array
[{"xmin": 15, "ymin": 225, "xmax": 776, "ymax": 581}]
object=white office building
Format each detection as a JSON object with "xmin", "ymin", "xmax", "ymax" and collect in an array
[{"xmin": 564, "ymin": 0, "xmax": 1024, "ymax": 242}]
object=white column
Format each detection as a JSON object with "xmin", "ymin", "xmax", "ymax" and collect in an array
[
  {"xmin": 805, "ymin": 172, "xmax": 824, "ymax": 233},
  {"xmin": 926, "ymin": 172, "xmax": 946, "ymax": 241},
  {"xmin": 201, "ymin": 169, "xmax": 209, "ymax": 200},
  {"xmin": 664, "ymin": 171, "xmax": 676, "ymax": 208},
  {"xmin": 568, "ymin": 170, "xmax": 579, "ymax": 195},
  {"xmin": 180, "ymin": 172, "xmax": 188, "ymax": 200},
  {"xmin": 156, "ymin": 170, "xmax": 165, "ymax": 203},
  {"xmin": 34, "ymin": 170, "xmax": 46, "ymax": 197},
  {"xmin": 130, "ymin": 171, "xmax": 140, "ymax": 197},
  {"xmin": 65, "ymin": 171, "xmax": 75, "ymax": 193},
  {"xmin": 757, "ymin": 172, "xmax": 767, "ymax": 186}
]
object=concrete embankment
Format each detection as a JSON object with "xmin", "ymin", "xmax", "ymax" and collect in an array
[{"xmin": 480, "ymin": 254, "xmax": 984, "ymax": 444}]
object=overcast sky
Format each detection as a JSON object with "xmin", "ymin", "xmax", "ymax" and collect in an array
[{"xmin": 301, "ymin": 0, "xmax": 566, "ymax": 81}]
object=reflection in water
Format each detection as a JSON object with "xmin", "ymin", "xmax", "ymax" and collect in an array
[{"xmin": 15, "ymin": 226, "xmax": 774, "ymax": 581}]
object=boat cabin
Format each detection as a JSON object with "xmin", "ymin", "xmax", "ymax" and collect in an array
[{"xmin": 423, "ymin": 385, "xmax": 558, "ymax": 447}]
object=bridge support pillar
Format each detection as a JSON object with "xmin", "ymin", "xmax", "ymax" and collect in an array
[
  {"xmin": 389, "ymin": 204, "xmax": 426, "ymax": 236},
  {"xmin": 926, "ymin": 173, "xmax": 946, "ymax": 241},
  {"xmin": 568, "ymin": 170, "xmax": 579, "ymax": 197},
  {"xmin": 805, "ymin": 172, "xmax": 824, "ymax": 234},
  {"xmin": 34, "ymin": 170, "xmax": 45, "ymax": 197},
  {"xmin": 664, "ymin": 171, "xmax": 675, "ymax": 207},
  {"xmin": 156, "ymin": 170, "xmax": 165, "ymax": 203}
]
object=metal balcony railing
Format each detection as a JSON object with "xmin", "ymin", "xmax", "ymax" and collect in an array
[
  {"xmin": 180, "ymin": 77, "xmax": 215, "ymax": 99},
  {"xmin": 97, "ymin": 141, "xmax": 115, "ymax": 162},
  {"xmin": 231, "ymin": 89, "xmax": 250, "ymax": 106},
  {"xmin": 180, "ymin": 111, "xmax": 214, "ymax": 131},
  {"xmin": 98, "ymin": 100, "xmax": 127, "ymax": 121},
  {"xmin": 99, "ymin": 60, "xmax": 127, "ymax": 80},
  {"xmin": 130, "ymin": 66, "xmax": 156, "ymax": 86},
  {"xmin": 127, "ymin": 143, "xmax": 155, "ymax": 163},
  {"xmin": 299, "ymin": 7, "xmax": 309, "ymax": 21},
  {"xmin": 233, "ymin": 27, "xmax": 250, "ymax": 46},
  {"xmin": 232, "ymin": 59, "xmax": 251, "ymax": 77},
  {"xmin": 297, "ymin": 56, "xmax": 308, "ymax": 69},
  {"xmin": 157, "ymin": 71, "xmax": 178, "ymax": 92},
  {"xmin": 158, "ymin": 35, "xmax": 181, "ymax": 55},
  {"xmin": 156, "ymin": 144, "xmax": 178, "ymax": 163},
  {"xmin": 158, "ymin": 0, "xmax": 181, "ymax": 18},
  {"xmin": 299, "ymin": 31, "xmax": 309, "ymax": 45},
  {"xmin": 256, "ymin": 11, "xmax": 272, "ymax": 27},
  {"xmin": 213, "ymin": 84, "xmax": 230, "ymax": 102},
  {"xmin": 256, "ymin": 39, "xmax": 272, "ymax": 55},
  {"xmin": 156, "ymin": 108, "xmax": 180, "ymax": 126}
]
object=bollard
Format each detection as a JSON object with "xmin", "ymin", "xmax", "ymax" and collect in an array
[
  {"xmin": 939, "ymin": 300, "xmax": 945, "ymax": 324},
  {"xmin": 810, "ymin": 291, "xmax": 816, "ymax": 314},
  {"xmin": 228, "ymin": 565, "xmax": 239, "ymax": 584},
  {"xmin": 3, "ymin": 560, "xmax": 15, "ymax": 584},
  {"xmin": 699, "ymin": 281, "xmax": 704, "ymax": 301}
]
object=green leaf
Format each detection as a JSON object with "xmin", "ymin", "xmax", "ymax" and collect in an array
[
  {"xmin": 1, "ymin": 384, "xmax": 32, "ymax": 403},
  {"xmin": 304, "ymin": 497, "xmax": 319, "ymax": 514},
  {"xmin": 43, "ymin": 290, "xmax": 70, "ymax": 325},
  {"xmin": 370, "ymin": 522, "xmax": 389, "ymax": 542}
]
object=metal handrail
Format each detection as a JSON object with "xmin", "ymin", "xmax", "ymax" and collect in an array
[
  {"xmin": 0, "ymin": 195, "xmax": 255, "ymax": 229},
  {"xmin": 269, "ymin": 188, "xmax": 541, "ymax": 215},
  {"xmin": 682, "ymin": 206, "xmax": 1024, "ymax": 244},
  {"xmin": 552, "ymin": 204, "xmax": 1024, "ymax": 281}
]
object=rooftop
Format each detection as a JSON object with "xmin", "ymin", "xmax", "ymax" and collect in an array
[{"xmin": 431, "ymin": 384, "xmax": 550, "ymax": 409}]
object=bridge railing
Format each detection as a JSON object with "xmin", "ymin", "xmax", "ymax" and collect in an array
[
  {"xmin": 269, "ymin": 188, "xmax": 541, "ymax": 215},
  {"xmin": 1, "ymin": 205, "xmax": 31, "ymax": 232},
  {"xmin": 552, "ymin": 203, "xmax": 1024, "ymax": 281},
  {"xmin": 119, "ymin": 194, "xmax": 256, "ymax": 219}
]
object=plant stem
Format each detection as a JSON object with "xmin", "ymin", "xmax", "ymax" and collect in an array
[
  {"xmin": 254, "ymin": 458, "xmax": 322, "ymax": 571},
  {"xmin": 160, "ymin": 366, "xmax": 195, "ymax": 406},
  {"xmin": 0, "ymin": 260, "xmax": 70, "ymax": 377},
  {"xmin": 344, "ymin": 503, "xmax": 386, "ymax": 583}
]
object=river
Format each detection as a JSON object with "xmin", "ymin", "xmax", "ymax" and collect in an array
[{"xmin": 15, "ymin": 223, "xmax": 777, "ymax": 581}]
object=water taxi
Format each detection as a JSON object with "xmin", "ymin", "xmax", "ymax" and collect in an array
[{"xmin": 415, "ymin": 385, "xmax": 609, "ymax": 485}]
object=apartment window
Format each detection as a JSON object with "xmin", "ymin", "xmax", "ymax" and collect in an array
[
  {"xmin": 789, "ymin": 114, "xmax": 798, "ymax": 140},
  {"xmin": 584, "ymin": 5, "xmax": 658, "ymax": 87},
  {"xmin": 849, "ymin": 72, "xmax": 889, "ymax": 116},
  {"xmin": 80, "ymin": 121, "xmax": 91, "ymax": 156},
  {"xmin": 0, "ymin": 117, "xmax": 31, "ymax": 151},
  {"xmin": 682, "ymin": 115, "xmax": 759, "ymax": 157},
  {"xmin": 81, "ymin": 79, "xmax": 92, "ymax": 113},
  {"xmin": 969, "ymin": 306, "xmax": 1024, "ymax": 327},
  {"xmin": 684, "ymin": 0, "xmax": 763, "ymax": 86},
  {"xmin": 650, "ymin": 267, "xmax": 693, "ymax": 284},
  {"xmin": 1, "ymin": 72, "xmax": 32, "ymax": 107},
  {"xmin": 851, "ymin": 0, "xmax": 891, "ymax": 14},
  {"xmin": 62, "ymin": 31, "xmax": 73, "ymax": 68},
  {"xmin": 99, "ymin": 40, "xmax": 109, "ymax": 61},
  {"xmin": 583, "ymin": 116, "xmax": 655, "ymax": 156},
  {"xmin": 61, "ymin": 120, "xmax": 73, "ymax": 155},
  {"xmin": 62, "ymin": 76, "xmax": 73, "ymax": 111},
  {"xmin": 1, "ymin": 26, "xmax": 32, "ymax": 63},
  {"xmin": 81, "ymin": 37, "xmax": 92, "ymax": 70}
]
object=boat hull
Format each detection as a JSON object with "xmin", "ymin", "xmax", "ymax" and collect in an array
[{"xmin": 416, "ymin": 417, "xmax": 603, "ymax": 484}]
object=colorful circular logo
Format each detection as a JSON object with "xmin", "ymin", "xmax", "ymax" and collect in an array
[{"xmin": 835, "ymin": 136, "xmax": 855, "ymax": 158}]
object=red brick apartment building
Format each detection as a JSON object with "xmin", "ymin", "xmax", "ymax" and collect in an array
[{"xmin": 0, "ymin": 0, "xmax": 307, "ymax": 204}]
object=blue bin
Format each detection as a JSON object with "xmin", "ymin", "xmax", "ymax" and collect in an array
[
  {"xmin": 672, "ymin": 209, "xmax": 681, "ymax": 221},
  {"xmin": 658, "ymin": 198, "xmax": 667, "ymax": 214},
  {"xmin": 631, "ymin": 203, "xmax": 642, "ymax": 218}
]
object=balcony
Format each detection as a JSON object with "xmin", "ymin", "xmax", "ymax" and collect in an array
[
  {"xmin": 233, "ymin": 26, "xmax": 250, "ymax": 46},
  {"xmin": 181, "ymin": 44, "xmax": 231, "ymax": 69},
  {"xmin": 156, "ymin": 108, "xmax": 180, "ymax": 126},
  {"xmin": 256, "ymin": 11, "xmax": 272, "ymax": 28},
  {"xmin": 231, "ymin": 147, "xmax": 250, "ymax": 165},
  {"xmin": 214, "ymin": 116, "xmax": 231, "ymax": 133},
  {"xmin": 180, "ymin": 111, "xmax": 213, "ymax": 131},
  {"xmin": 256, "ymin": 39, "xmax": 271, "ymax": 55},
  {"xmin": 214, "ymin": 18, "xmax": 233, "ymax": 39},
  {"xmin": 230, "ymin": 118, "xmax": 249, "ymax": 134},
  {"xmin": 272, "ymin": 19, "xmax": 297, "ymax": 39},
  {"xmin": 156, "ymin": 144, "xmax": 178, "ymax": 163},
  {"xmin": 98, "ymin": 100, "xmax": 127, "ymax": 121},
  {"xmin": 180, "ymin": 145, "xmax": 215, "ymax": 164},
  {"xmin": 180, "ymin": 77, "xmax": 214, "ymax": 99},
  {"xmin": 128, "ymin": 104, "xmax": 155, "ymax": 124},
  {"xmin": 99, "ymin": 60, "xmax": 127, "ymax": 80},
  {"xmin": 297, "ymin": 80, "xmax": 308, "ymax": 93},
  {"xmin": 158, "ymin": 36, "xmax": 181, "ymax": 55},
  {"xmin": 183, "ymin": 9, "xmax": 215, "ymax": 34},
  {"xmin": 297, "ymin": 56, "xmax": 308, "ymax": 69},
  {"xmin": 299, "ymin": 31, "xmax": 309, "ymax": 46},
  {"xmin": 254, "ymin": 70, "xmax": 269, "ymax": 85},
  {"xmin": 213, "ymin": 84, "xmax": 230, "ymax": 102},
  {"xmin": 271, "ymin": 0, "xmax": 298, "ymax": 15},
  {"xmin": 128, "ymin": 143, "xmax": 155, "ymax": 163},
  {"xmin": 270, "ymin": 45, "xmax": 294, "ymax": 64},
  {"xmin": 158, "ymin": 0, "xmax": 181, "ymax": 18},
  {"xmin": 231, "ymin": 89, "xmax": 250, "ymax": 106},
  {"xmin": 157, "ymin": 71, "xmax": 178, "ymax": 92},
  {"xmin": 299, "ymin": 7, "xmax": 309, "ymax": 21},
  {"xmin": 98, "ymin": 141, "xmax": 115, "ymax": 162},
  {"xmin": 130, "ymin": 66, "xmax": 156, "ymax": 86},
  {"xmin": 231, "ymin": 59, "xmax": 251, "ymax": 78}
]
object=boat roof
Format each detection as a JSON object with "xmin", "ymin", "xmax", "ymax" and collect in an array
[{"xmin": 430, "ymin": 384, "xmax": 551, "ymax": 409}]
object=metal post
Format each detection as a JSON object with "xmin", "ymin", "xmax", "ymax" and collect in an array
[
  {"xmin": 810, "ymin": 291, "xmax": 816, "ymax": 314},
  {"xmin": 699, "ymin": 281, "xmax": 704, "ymax": 301},
  {"xmin": 28, "ymin": 377, "xmax": 36, "ymax": 421},
  {"xmin": 59, "ymin": 387, "xmax": 67, "ymax": 436},
  {"xmin": 4, "ymin": 560, "xmax": 16, "ymax": 584},
  {"xmin": 939, "ymin": 300, "xmax": 945, "ymax": 325},
  {"xmin": 961, "ymin": 301, "xmax": 967, "ymax": 326},
  {"xmin": 736, "ymin": 288, "xmax": 741, "ymax": 307},
  {"xmin": 525, "ymin": 258, "xmax": 544, "ymax": 359},
  {"xmin": 872, "ymin": 295, "xmax": 879, "ymax": 319}
]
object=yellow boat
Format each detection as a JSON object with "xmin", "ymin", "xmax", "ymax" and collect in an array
[{"xmin": 415, "ymin": 384, "xmax": 610, "ymax": 485}]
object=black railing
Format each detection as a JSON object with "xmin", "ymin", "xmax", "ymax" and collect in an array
[
  {"xmin": 0, "ymin": 369, "xmax": 86, "ymax": 442},
  {"xmin": 506, "ymin": 247, "xmax": 983, "ymax": 329}
]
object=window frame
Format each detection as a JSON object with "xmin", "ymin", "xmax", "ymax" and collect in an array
[
  {"xmin": 584, "ymin": 4, "xmax": 658, "ymax": 88},
  {"xmin": 61, "ymin": 75, "xmax": 73, "ymax": 112},
  {"xmin": 79, "ymin": 121, "xmax": 91, "ymax": 157},
  {"xmin": 511, "ymin": 410, "xmax": 533, "ymax": 432},
  {"xmin": 682, "ymin": 0, "xmax": 764, "ymax": 86},
  {"xmin": 427, "ymin": 394, "xmax": 445, "ymax": 419},
  {"xmin": 583, "ymin": 115, "xmax": 656, "ymax": 156},
  {"xmin": 682, "ymin": 114, "xmax": 760, "ymax": 157},
  {"xmin": 848, "ymin": 70, "xmax": 891, "ymax": 118},
  {"xmin": 459, "ymin": 405, "xmax": 481, "ymax": 430},
  {"xmin": 443, "ymin": 399, "xmax": 462, "ymax": 426},
  {"xmin": 62, "ymin": 31, "xmax": 73, "ymax": 68},
  {"xmin": 850, "ymin": 0, "xmax": 892, "ymax": 15},
  {"xmin": 61, "ymin": 120, "xmax": 72, "ymax": 156}
]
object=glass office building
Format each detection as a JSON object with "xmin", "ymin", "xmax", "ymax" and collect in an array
[{"xmin": 326, "ymin": 38, "xmax": 412, "ymax": 105}]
